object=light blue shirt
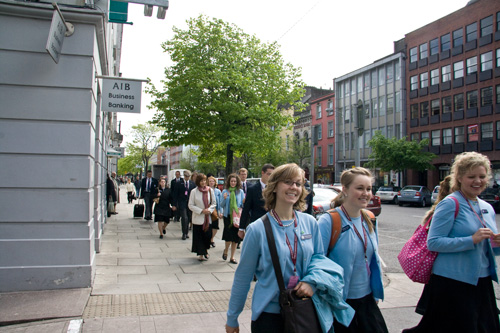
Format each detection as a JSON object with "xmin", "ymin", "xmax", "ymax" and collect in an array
[
  {"xmin": 221, "ymin": 189, "xmax": 244, "ymax": 218},
  {"xmin": 428, "ymin": 192, "xmax": 500, "ymax": 285}
]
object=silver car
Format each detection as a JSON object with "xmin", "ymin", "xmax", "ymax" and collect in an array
[
  {"xmin": 397, "ymin": 185, "xmax": 432, "ymax": 207},
  {"xmin": 431, "ymin": 185, "xmax": 440, "ymax": 204},
  {"xmin": 375, "ymin": 186, "xmax": 401, "ymax": 204}
]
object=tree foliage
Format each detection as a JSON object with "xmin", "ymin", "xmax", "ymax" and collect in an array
[
  {"xmin": 288, "ymin": 137, "xmax": 311, "ymax": 170},
  {"xmin": 147, "ymin": 15, "xmax": 305, "ymax": 176},
  {"xmin": 117, "ymin": 155, "xmax": 142, "ymax": 175},
  {"xmin": 365, "ymin": 131, "xmax": 436, "ymax": 172},
  {"xmin": 126, "ymin": 123, "xmax": 162, "ymax": 175}
]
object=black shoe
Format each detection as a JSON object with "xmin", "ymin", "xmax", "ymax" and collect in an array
[
  {"xmin": 159, "ymin": 235, "xmax": 163, "ymax": 239},
  {"xmin": 163, "ymin": 229, "xmax": 166, "ymax": 234},
  {"xmin": 182, "ymin": 234, "xmax": 186, "ymax": 240},
  {"xmin": 237, "ymin": 244, "xmax": 240, "ymax": 249},
  {"xmin": 186, "ymin": 234, "xmax": 189, "ymax": 239},
  {"xmin": 211, "ymin": 242, "xmax": 216, "ymax": 248},
  {"xmin": 222, "ymin": 252, "xmax": 227, "ymax": 260}
]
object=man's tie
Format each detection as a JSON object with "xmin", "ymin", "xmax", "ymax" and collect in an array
[
  {"xmin": 243, "ymin": 182, "xmax": 246, "ymax": 193},
  {"xmin": 147, "ymin": 179, "xmax": 150, "ymax": 192}
]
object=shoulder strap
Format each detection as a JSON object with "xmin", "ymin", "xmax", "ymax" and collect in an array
[
  {"xmin": 327, "ymin": 209, "xmax": 342, "ymax": 256},
  {"xmin": 451, "ymin": 196, "xmax": 459, "ymax": 218},
  {"xmin": 262, "ymin": 214, "xmax": 287, "ymax": 299}
]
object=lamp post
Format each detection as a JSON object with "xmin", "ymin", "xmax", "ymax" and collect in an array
[{"xmin": 354, "ymin": 99, "xmax": 364, "ymax": 167}]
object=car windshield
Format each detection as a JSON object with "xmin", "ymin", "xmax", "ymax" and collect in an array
[
  {"xmin": 402, "ymin": 186, "xmax": 421, "ymax": 191},
  {"xmin": 433, "ymin": 186, "xmax": 440, "ymax": 193},
  {"xmin": 378, "ymin": 187, "xmax": 393, "ymax": 191}
]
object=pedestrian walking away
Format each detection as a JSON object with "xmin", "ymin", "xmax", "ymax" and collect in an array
[
  {"xmin": 318, "ymin": 167, "xmax": 388, "ymax": 333},
  {"xmin": 403, "ymin": 152, "xmax": 500, "ymax": 333},
  {"xmin": 226, "ymin": 163, "xmax": 354, "ymax": 333}
]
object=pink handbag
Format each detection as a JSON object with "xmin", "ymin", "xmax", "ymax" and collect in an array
[
  {"xmin": 232, "ymin": 209, "xmax": 241, "ymax": 228},
  {"xmin": 398, "ymin": 197, "xmax": 459, "ymax": 284}
]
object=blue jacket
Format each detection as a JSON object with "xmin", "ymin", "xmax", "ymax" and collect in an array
[
  {"xmin": 302, "ymin": 254, "xmax": 355, "ymax": 332},
  {"xmin": 226, "ymin": 212, "xmax": 324, "ymax": 328},
  {"xmin": 213, "ymin": 188, "xmax": 223, "ymax": 215},
  {"xmin": 318, "ymin": 208, "xmax": 384, "ymax": 301},
  {"xmin": 221, "ymin": 189, "xmax": 244, "ymax": 218},
  {"xmin": 428, "ymin": 192, "xmax": 500, "ymax": 285}
]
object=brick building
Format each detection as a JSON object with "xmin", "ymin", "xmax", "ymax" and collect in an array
[{"xmin": 405, "ymin": 0, "xmax": 500, "ymax": 188}]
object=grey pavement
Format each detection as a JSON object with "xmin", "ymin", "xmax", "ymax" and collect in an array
[{"xmin": 0, "ymin": 185, "xmax": 482, "ymax": 333}]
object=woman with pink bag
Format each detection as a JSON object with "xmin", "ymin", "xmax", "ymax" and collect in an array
[
  {"xmin": 403, "ymin": 152, "xmax": 500, "ymax": 333},
  {"xmin": 221, "ymin": 173, "xmax": 245, "ymax": 264}
]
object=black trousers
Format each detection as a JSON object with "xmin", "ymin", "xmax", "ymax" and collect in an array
[{"xmin": 251, "ymin": 312, "xmax": 283, "ymax": 333}]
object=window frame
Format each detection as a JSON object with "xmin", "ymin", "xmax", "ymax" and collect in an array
[
  {"xmin": 481, "ymin": 122, "xmax": 493, "ymax": 141},
  {"xmin": 453, "ymin": 61, "xmax": 464, "ymax": 79},
  {"xmin": 420, "ymin": 72, "xmax": 428, "ymax": 88},
  {"xmin": 466, "ymin": 22, "xmax": 477, "ymax": 42},
  {"xmin": 430, "ymin": 38, "xmax": 439, "ymax": 56},
  {"xmin": 466, "ymin": 56, "xmax": 477, "ymax": 75},
  {"xmin": 441, "ymin": 33, "xmax": 451, "ymax": 52},
  {"xmin": 481, "ymin": 51, "xmax": 493, "ymax": 72},
  {"xmin": 480, "ymin": 15, "xmax": 493, "ymax": 37},
  {"xmin": 454, "ymin": 126, "xmax": 465, "ymax": 144},
  {"xmin": 442, "ymin": 65, "xmax": 451, "ymax": 82},
  {"xmin": 467, "ymin": 90, "xmax": 478, "ymax": 109},
  {"xmin": 443, "ymin": 128, "xmax": 452, "ymax": 145},
  {"xmin": 453, "ymin": 28, "xmax": 463, "ymax": 47},
  {"xmin": 419, "ymin": 43, "xmax": 428, "ymax": 60},
  {"xmin": 430, "ymin": 68, "xmax": 439, "ymax": 86}
]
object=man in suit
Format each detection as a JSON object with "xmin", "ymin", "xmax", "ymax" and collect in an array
[
  {"xmin": 140, "ymin": 170, "xmax": 158, "ymax": 220},
  {"xmin": 238, "ymin": 163, "xmax": 274, "ymax": 240},
  {"xmin": 172, "ymin": 170, "xmax": 195, "ymax": 240},
  {"xmin": 170, "ymin": 170, "xmax": 182, "ymax": 221},
  {"xmin": 238, "ymin": 168, "xmax": 249, "ymax": 196}
]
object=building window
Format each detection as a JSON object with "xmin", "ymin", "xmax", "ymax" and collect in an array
[
  {"xmin": 371, "ymin": 98, "xmax": 378, "ymax": 117},
  {"xmin": 379, "ymin": 67, "xmax": 385, "ymax": 86},
  {"xmin": 481, "ymin": 87, "xmax": 493, "ymax": 106},
  {"xmin": 431, "ymin": 130, "xmax": 441, "ymax": 146},
  {"xmin": 387, "ymin": 125, "xmax": 393, "ymax": 138},
  {"xmin": 431, "ymin": 68, "xmax": 439, "ymax": 85},
  {"xmin": 497, "ymin": 85, "xmax": 500, "ymax": 104},
  {"xmin": 363, "ymin": 130, "xmax": 371, "ymax": 146},
  {"xmin": 466, "ymin": 56, "xmax": 477, "ymax": 75},
  {"xmin": 364, "ymin": 102, "xmax": 370, "ymax": 119},
  {"xmin": 395, "ymin": 124, "xmax": 401, "ymax": 139},
  {"xmin": 420, "ymin": 101, "xmax": 429, "ymax": 118},
  {"xmin": 466, "ymin": 22, "xmax": 477, "ymax": 42},
  {"xmin": 481, "ymin": 51, "xmax": 493, "ymax": 71},
  {"xmin": 497, "ymin": 121, "xmax": 500, "ymax": 140},
  {"xmin": 420, "ymin": 72, "xmax": 428, "ymax": 88},
  {"xmin": 351, "ymin": 79, "xmax": 356, "ymax": 95},
  {"xmin": 410, "ymin": 104, "xmax": 418, "ymax": 120},
  {"xmin": 410, "ymin": 75, "xmax": 418, "ymax": 90},
  {"xmin": 364, "ymin": 73, "xmax": 370, "ymax": 90},
  {"xmin": 454, "ymin": 93, "xmax": 464, "ymax": 112},
  {"xmin": 411, "ymin": 133, "xmax": 419, "ymax": 141},
  {"xmin": 453, "ymin": 28, "xmax": 463, "ymax": 47},
  {"xmin": 481, "ymin": 122, "xmax": 493, "ymax": 141},
  {"xmin": 442, "ymin": 65, "xmax": 451, "ymax": 82},
  {"xmin": 430, "ymin": 38, "xmax": 439, "ymax": 56},
  {"xmin": 327, "ymin": 100, "xmax": 333, "ymax": 115},
  {"xmin": 304, "ymin": 132, "xmax": 309, "ymax": 143},
  {"xmin": 327, "ymin": 121, "xmax": 334, "ymax": 137},
  {"xmin": 386, "ymin": 64, "xmax": 393, "ymax": 83},
  {"xmin": 395, "ymin": 92, "xmax": 401, "ymax": 113},
  {"xmin": 317, "ymin": 146, "xmax": 322, "ymax": 166},
  {"xmin": 421, "ymin": 131, "xmax": 429, "ymax": 142},
  {"xmin": 351, "ymin": 132, "xmax": 356, "ymax": 150},
  {"xmin": 328, "ymin": 145, "xmax": 334, "ymax": 165},
  {"xmin": 345, "ymin": 81, "xmax": 350, "ymax": 96},
  {"xmin": 498, "ymin": 12, "xmax": 500, "ymax": 31},
  {"xmin": 467, "ymin": 90, "xmax": 478, "ymax": 109},
  {"xmin": 387, "ymin": 94, "xmax": 394, "ymax": 114},
  {"xmin": 317, "ymin": 124, "xmax": 322, "ymax": 140},
  {"xmin": 480, "ymin": 15, "xmax": 493, "ymax": 37},
  {"xmin": 441, "ymin": 34, "xmax": 451, "ymax": 52},
  {"xmin": 431, "ymin": 99, "xmax": 440, "ymax": 116},
  {"xmin": 442, "ymin": 96, "xmax": 452, "ymax": 113},
  {"xmin": 410, "ymin": 47, "xmax": 418, "ymax": 63},
  {"xmin": 420, "ymin": 43, "xmax": 428, "ymax": 60},
  {"xmin": 316, "ymin": 103, "xmax": 322, "ymax": 118},
  {"xmin": 371, "ymin": 70, "xmax": 377, "ymax": 88},
  {"xmin": 443, "ymin": 128, "xmax": 452, "ymax": 145},
  {"xmin": 396, "ymin": 64, "xmax": 401, "ymax": 81},
  {"xmin": 453, "ymin": 61, "xmax": 464, "ymax": 79},
  {"xmin": 379, "ymin": 96, "xmax": 386, "ymax": 116},
  {"xmin": 357, "ymin": 76, "xmax": 363, "ymax": 93},
  {"xmin": 345, "ymin": 106, "xmax": 350, "ymax": 123},
  {"xmin": 454, "ymin": 126, "xmax": 465, "ymax": 143},
  {"xmin": 496, "ymin": 49, "xmax": 500, "ymax": 67}
]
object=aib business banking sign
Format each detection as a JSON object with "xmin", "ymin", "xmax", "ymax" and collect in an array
[{"xmin": 101, "ymin": 78, "xmax": 142, "ymax": 113}]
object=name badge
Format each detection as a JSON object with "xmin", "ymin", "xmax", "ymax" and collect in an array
[
  {"xmin": 482, "ymin": 209, "xmax": 489, "ymax": 214},
  {"xmin": 185, "ymin": 191, "xmax": 188, "ymax": 196},
  {"xmin": 301, "ymin": 234, "xmax": 312, "ymax": 240},
  {"xmin": 341, "ymin": 225, "xmax": 351, "ymax": 233}
]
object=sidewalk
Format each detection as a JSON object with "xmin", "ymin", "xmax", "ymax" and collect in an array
[{"xmin": 0, "ymin": 186, "xmax": 429, "ymax": 332}]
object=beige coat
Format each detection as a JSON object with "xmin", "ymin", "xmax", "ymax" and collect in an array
[{"xmin": 188, "ymin": 187, "xmax": 216, "ymax": 225}]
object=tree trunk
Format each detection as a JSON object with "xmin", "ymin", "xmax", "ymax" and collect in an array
[{"xmin": 225, "ymin": 144, "xmax": 234, "ymax": 177}]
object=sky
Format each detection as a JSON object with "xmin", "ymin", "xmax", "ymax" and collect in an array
[{"xmin": 118, "ymin": 0, "xmax": 468, "ymax": 144}]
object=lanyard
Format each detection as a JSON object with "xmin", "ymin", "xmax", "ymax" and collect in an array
[
  {"xmin": 271, "ymin": 210, "xmax": 298, "ymax": 275},
  {"xmin": 458, "ymin": 191, "xmax": 486, "ymax": 228},
  {"xmin": 341, "ymin": 206, "xmax": 368, "ymax": 263}
]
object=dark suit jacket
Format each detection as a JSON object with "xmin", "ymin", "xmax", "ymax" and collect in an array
[
  {"xmin": 240, "ymin": 182, "xmax": 267, "ymax": 230},
  {"xmin": 172, "ymin": 179, "xmax": 195, "ymax": 209},
  {"xmin": 140, "ymin": 177, "xmax": 159, "ymax": 198}
]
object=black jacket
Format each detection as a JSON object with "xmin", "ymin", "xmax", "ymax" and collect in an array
[
  {"xmin": 240, "ymin": 182, "xmax": 267, "ymax": 230},
  {"xmin": 154, "ymin": 187, "xmax": 173, "ymax": 217}
]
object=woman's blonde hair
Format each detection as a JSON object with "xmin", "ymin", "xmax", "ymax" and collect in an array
[
  {"xmin": 449, "ymin": 152, "xmax": 491, "ymax": 192},
  {"xmin": 207, "ymin": 176, "xmax": 217, "ymax": 188},
  {"xmin": 421, "ymin": 175, "xmax": 452, "ymax": 225},
  {"xmin": 263, "ymin": 163, "xmax": 309, "ymax": 211},
  {"xmin": 333, "ymin": 167, "xmax": 374, "ymax": 232}
]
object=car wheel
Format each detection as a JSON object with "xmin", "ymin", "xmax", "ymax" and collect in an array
[
  {"xmin": 393, "ymin": 196, "xmax": 399, "ymax": 205},
  {"xmin": 421, "ymin": 198, "xmax": 426, "ymax": 207},
  {"xmin": 398, "ymin": 201, "xmax": 403, "ymax": 207}
]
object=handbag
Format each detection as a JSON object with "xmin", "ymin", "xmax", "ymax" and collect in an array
[
  {"xmin": 107, "ymin": 197, "xmax": 115, "ymax": 214},
  {"xmin": 232, "ymin": 209, "xmax": 241, "ymax": 228},
  {"xmin": 398, "ymin": 196, "xmax": 459, "ymax": 284},
  {"xmin": 262, "ymin": 214, "xmax": 322, "ymax": 333},
  {"xmin": 209, "ymin": 190, "xmax": 218, "ymax": 221}
]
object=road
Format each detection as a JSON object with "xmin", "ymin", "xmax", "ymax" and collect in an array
[{"xmin": 377, "ymin": 203, "xmax": 500, "ymax": 297}]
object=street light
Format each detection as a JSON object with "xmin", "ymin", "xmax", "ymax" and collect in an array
[{"xmin": 354, "ymin": 99, "xmax": 364, "ymax": 167}]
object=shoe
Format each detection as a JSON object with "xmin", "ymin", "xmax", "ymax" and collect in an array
[
  {"xmin": 204, "ymin": 254, "xmax": 210, "ymax": 260},
  {"xmin": 198, "ymin": 257, "xmax": 206, "ymax": 261},
  {"xmin": 182, "ymin": 234, "xmax": 187, "ymax": 240},
  {"xmin": 237, "ymin": 244, "xmax": 240, "ymax": 249},
  {"xmin": 163, "ymin": 229, "xmax": 166, "ymax": 234},
  {"xmin": 159, "ymin": 235, "xmax": 163, "ymax": 239},
  {"xmin": 229, "ymin": 259, "xmax": 238, "ymax": 264},
  {"xmin": 186, "ymin": 234, "xmax": 189, "ymax": 239},
  {"xmin": 222, "ymin": 252, "xmax": 227, "ymax": 260},
  {"xmin": 211, "ymin": 242, "xmax": 216, "ymax": 248}
]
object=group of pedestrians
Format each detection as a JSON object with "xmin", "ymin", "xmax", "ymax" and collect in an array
[{"xmin": 225, "ymin": 151, "xmax": 500, "ymax": 333}]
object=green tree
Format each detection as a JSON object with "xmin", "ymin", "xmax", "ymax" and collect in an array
[
  {"xmin": 288, "ymin": 137, "xmax": 311, "ymax": 170},
  {"xmin": 147, "ymin": 15, "xmax": 305, "ymax": 176},
  {"xmin": 117, "ymin": 154, "xmax": 142, "ymax": 176},
  {"xmin": 126, "ymin": 123, "xmax": 162, "ymax": 176},
  {"xmin": 365, "ymin": 131, "xmax": 436, "ymax": 176}
]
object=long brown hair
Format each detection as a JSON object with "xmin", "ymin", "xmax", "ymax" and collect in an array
[
  {"xmin": 421, "ymin": 176, "xmax": 452, "ymax": 225},
  {"xmin": 263, "ymin": 163, "xmax": 308, "ymax": 211}
]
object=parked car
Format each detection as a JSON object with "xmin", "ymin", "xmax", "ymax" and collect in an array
[
  {"xmin": 431, "ymin": 185, "xmax": 440, "ymax": 204},
  {"xmin": 311, "ymin": 186, "xmax": 381, "ymax": 219},
  {"xmin": 397, "ymin": 185, "xmax": 432, "ymax": 207},
  {"xmin": 479, "ymin": 187, "xmax": 500, "ymax": 212},
  {"xmin": 375, "ymin": 186, "xmax": 401, "ymax": 204},
  {"xmin": 217, "ymin": 177, "xmax": 225, "ymax": 191}
]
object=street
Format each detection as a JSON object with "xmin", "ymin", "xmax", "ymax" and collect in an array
[{"xmin": 376, "ymin": 203, "xmax": 500, "ymax": 298}]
